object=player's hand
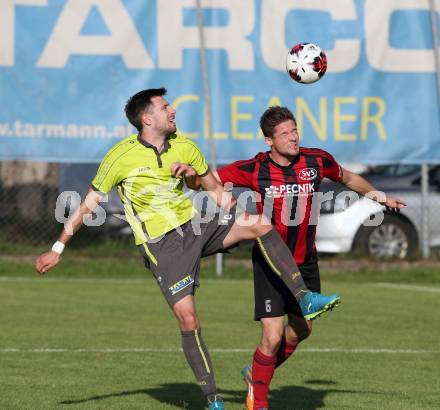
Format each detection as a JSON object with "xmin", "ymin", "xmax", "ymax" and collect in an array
[
  {"xmin": 381, "ymin": 196, "xmax": 406, "ymax": 213},
  {"xmin": 171, "ymin": 162, "xmax": 197, "ymax": 178},
  {"xmin": 35, "ymin": 251, "xmax": 60, "ymax": 276}
]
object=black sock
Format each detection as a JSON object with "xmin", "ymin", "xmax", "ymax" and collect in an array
[
  {"xmin": 181, "ymin": 329, "xmax": 217, "ymax": 402},
  {"xmin": 256, "ymin": 227, "xmax": 309, "ymax": 301}
]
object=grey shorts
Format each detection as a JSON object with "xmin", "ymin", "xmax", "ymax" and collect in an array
[{"xmin": 139, "ymin": 211, "xmax": 236, "ymax": 306}]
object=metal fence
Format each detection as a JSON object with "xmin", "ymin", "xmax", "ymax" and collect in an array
[
  {"xmin": 1, "ymin": 161, "xmax": 439, "ymax": 259},
  {"xmin": 0, "ymin": 162, "xmax": 60, "ymax": 245}
]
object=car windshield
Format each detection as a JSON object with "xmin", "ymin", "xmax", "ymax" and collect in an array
[{"xmin": 366, "ymin": 165, "xmax": 420, "ymax": 177}]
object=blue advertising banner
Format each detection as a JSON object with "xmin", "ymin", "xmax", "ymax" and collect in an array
[{"xmin": 0, "ymin": 0, "xmax": 439, "ymax": 164}]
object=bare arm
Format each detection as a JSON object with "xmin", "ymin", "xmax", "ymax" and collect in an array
[
  {"xmin": 181, "ymin": 169, "xmax": 221, "ymax": 191},
  {"xmin": 211, "ymin": 170, "xmax": 221, "ymax": 183},
  {"xmin": 198, "ymin": 171, "xmax": 236, "ymax": 210},
  {"xmin": 341, "ymin": 167, "xmax": 406, "ymax": 210},
  {"xmin": 35, "ymin": 187, "xmax": 104, "ymax": 275},
  {"xmin": 170, "ymin": 162, "xmax": 202, "ymax": 190},
  {"xmin": 184, "ymin": 175, "xmax": 202, "ymax": 190},
  {"xmin": 170, "ymin": 163, "xmax": 231, "ymax": 209}
]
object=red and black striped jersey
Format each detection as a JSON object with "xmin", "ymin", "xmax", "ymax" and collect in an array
[{"xmin": 218, "ymin": 148, "xmax": 343, "ymax": 265}]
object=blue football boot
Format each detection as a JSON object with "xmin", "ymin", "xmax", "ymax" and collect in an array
[
  {"xmin": 299, "ymin": 291, "xmax": 341, "ymax": 320},
  {"xmin": 208, "ymin": 395, "xmax": 224, "ymax": 410}
]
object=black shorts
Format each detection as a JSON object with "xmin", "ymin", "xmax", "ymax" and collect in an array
[
  {"xmin": 139, "ymin": 211, "xmax": 236, "ymax": 307},
  {"xmin": 252, "ymin": 245, "xmax": 321, "ymax": 320}
]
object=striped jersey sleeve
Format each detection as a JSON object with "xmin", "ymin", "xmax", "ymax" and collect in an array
[
  {"xmin": 321, "ymin": 151, "xmax": 343, "ymax": 182},
  {"xmin": 302, "ymin": 148, "xmax": 343, "ymax": 183},
  {"xmin": 217, "ymin": 159, "xmax": 257, "ymax": 188}
]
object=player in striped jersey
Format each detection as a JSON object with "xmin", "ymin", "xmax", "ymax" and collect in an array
[{"xmin": 216, "ymin": 106, "xmax": 406, "ymax": 410}]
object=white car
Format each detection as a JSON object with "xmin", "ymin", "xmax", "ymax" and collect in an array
[{"xmin": 316, "ymin": 165, "xmax": 440, "ymax": 259}]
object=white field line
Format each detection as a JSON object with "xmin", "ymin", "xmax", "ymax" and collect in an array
[
  {"xmin": 0, "ymin": 348, "xmax": 437, "ymax": 354},
  {"xmin": 2, "ymin": 279, "xmax": 436, "ymax": 355},
  {"xmin": 373, "ymin": 283, "xmax": 440, "ymax": 293},
  {"xmin": 3, "ymin": 277, "xmax": 440, "ymax": 292},
  {"xmin": 0, "ymin": 277, "xmax": 252, "ymax": 285}
]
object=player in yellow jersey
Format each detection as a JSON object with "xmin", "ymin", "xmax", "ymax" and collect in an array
[{"xmin": 35, "ymin": 88, "xmax": 340, "ymax": 410}]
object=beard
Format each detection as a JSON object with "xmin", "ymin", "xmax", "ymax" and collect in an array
[
  {"xmin": 167, "ymin": 123, "xmax": 177, "ymax": 135},
  {"xmin": 161, "ymin": 122, "xmax": 176, "ymax": 136}
]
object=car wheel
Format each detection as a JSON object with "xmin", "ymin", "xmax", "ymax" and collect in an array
[{"xmin": 353, "ymin": 215, "xmax": 418, "ymax": 259}]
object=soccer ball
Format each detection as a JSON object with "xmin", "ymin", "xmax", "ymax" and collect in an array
[{"xmin": 286, "ymin": 43, "xmax": 327, "ymax": 84}]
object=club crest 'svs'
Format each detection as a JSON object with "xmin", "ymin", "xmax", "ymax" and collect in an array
[{"xmin": 299, "ymin": 168, "xmax": 318, "ymax": 181}]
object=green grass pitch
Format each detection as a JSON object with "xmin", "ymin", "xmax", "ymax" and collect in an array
[{"xmin": 1, "ymin": 258, "xmax": 440, "ymax": 409}]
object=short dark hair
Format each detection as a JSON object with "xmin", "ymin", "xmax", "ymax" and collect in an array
[
  {"xmin": 259, "ymin": 106, "xmax": 296, "ymax": 138},
  {"xmin": 125, "ymin": 87, "xmax": 167, "ymax": 132}
]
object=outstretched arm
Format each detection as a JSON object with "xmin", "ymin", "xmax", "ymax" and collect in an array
[
  {"xmin": 341, "ymin": 168, "xmax": 406, "ymax": 211},
  {"xmin": 35, "ymin": 188, "xmax": 104, "ymax": 275}
]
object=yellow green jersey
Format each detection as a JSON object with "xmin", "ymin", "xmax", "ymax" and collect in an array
[{"xmin": 91, "ymin": 134, "xmax": 209, "ymax": 243}]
